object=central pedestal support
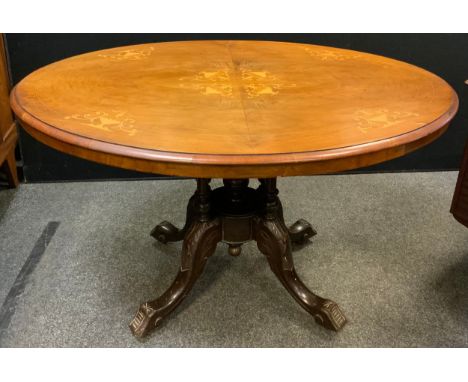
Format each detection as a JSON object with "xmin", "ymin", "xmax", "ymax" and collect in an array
[{"xmin": 130, "ymin": 178, "xmax": 346, "ymax": 338}]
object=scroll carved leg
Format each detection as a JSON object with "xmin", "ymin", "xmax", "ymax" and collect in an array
[
  {"xmin": 151, "ymin": 193, "xmax": 198, "ymax": 244},
  {"xmin": 130, "ymin": 218, "xmax": 222, "ymax": 338},
  {"xmin": 258, "ymin": 179, "xmax": 316, "ymax": 246},
  {"xmin": 254, "ymin": 179, "xmax": 346, "ymax": 331}
]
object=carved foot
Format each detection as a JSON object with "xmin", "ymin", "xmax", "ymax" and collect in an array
[
  {"xmin": 313, "ymin": 299, "xmax": 347, "ymax": 331},
  {"xmin": 151, "ymin": 221, "xmax": 185, "ymax": 244},
  {"xmin": 150, "ymin": 194, "xmax": 198, "ymax": 244},
  {"xmin": 131, "ymin": 218, "xmax": 221, "ymax": 338},
  {"xmin": 129, "ymin": 303, "xmax": 162, "ymax": 338},
  {"xmin": 289, "ymin": 219, "xmax": 317, "ymax": 245}
]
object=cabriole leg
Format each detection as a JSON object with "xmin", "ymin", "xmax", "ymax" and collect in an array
[
  {"xmin": 130, "ymin": 219, "xmax": 222, "ymax": 337},
  {"xmin": 254, "ymin": 179, "xmax": 346, "ymax": 331},
  {"xmin": 258, "ymin": 178, "xmax": 317, "ymax": 245},
  {"xmin": 131, "ymin": 179, "xmax": 220, "ymax": 338}
]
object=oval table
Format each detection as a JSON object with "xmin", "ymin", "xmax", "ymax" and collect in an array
[{"xmin": 10, "ymin": 40, "xmax": 458, "ymax": 338}]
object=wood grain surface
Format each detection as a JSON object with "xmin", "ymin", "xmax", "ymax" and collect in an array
[
  {"xmin": 10, "ymin": 40, "xmax": 458, "ymax": 178},
  {"xmin": 1, "ymin": 34, "xmax": 19, "ymax": 186}
]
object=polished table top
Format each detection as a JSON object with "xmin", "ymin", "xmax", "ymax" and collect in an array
[{"xmin": 11, "ymin": 40, "xmax": 458, "ymax": 178}]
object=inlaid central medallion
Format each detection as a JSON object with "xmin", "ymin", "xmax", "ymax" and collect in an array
[{"xmin": 179, "ymin": 69, "xmax": 296, "ymax": 98}]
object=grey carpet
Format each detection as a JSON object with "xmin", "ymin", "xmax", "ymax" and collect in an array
[{"xmin": 0, "ymin": 173, "xmax": 467, "ymax": 347}]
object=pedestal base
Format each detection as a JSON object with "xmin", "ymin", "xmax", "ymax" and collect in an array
[{"xmin": 130, "ymin": 178, "xmax": 346, "ymax": 338}]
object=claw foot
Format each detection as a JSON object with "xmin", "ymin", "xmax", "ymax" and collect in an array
[
  {"xmin": 129, "ymin": 303, "xmax": 163, "ymax": 338},
  {"xmin": 289, "ymin": 219, "xmax": 317, "ymax": 245},
  {"xmin": 313, "ymin": 300, "xmax": 347, "ymax": 331},
  {"xmin": 151, "ymin": 221, "xmax": 183, "ymax": 244}
]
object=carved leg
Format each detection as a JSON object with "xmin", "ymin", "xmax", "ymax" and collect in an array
[
  {"xmin": 258, "ymin": 179, "xmax": 316, "ymax": 246},
  {"xmin": 255, "ymin": 217, "xmax": 346, "ymax": 330},
  {"xmin": 130, "ymin": 218, "xmax": 222, "ymax": 337},
  {"xmin": 151, "ymin": 193, "xmax": 198, "ymax": 244},
  {"xmin": 254, "ymin": 179, "xmax": 346, "ymax": 331}
]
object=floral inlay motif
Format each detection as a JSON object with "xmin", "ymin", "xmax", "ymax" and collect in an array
[
  {"xmin": 304, "ymin": 47, "xmax": 360, "ymax": 61},
  {"xmin": 179, "ymin": 70, "xmax": 233, "ymax": 97},
  {"xmin": 354, "ymin": 109, "xmax": 420, "ymax": 133},
  {"xmin": 65, "ymin": 111, "xmax": 137, "ymax": 136},
  {"xmin": 241, "ymin": 70, "xmax": 296, "ymax": 98},
  {"xmin": 179, "ymin": 68, "xmax": 295, "ymax": 99},
  {"xmin": 98, "ymin": 47, "xmax": 155, "ymax": 62}
]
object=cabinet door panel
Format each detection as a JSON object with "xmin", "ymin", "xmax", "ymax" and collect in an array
[{"xmin": 1, "ymin": 34, "xmax": 14, "ymax": 141}]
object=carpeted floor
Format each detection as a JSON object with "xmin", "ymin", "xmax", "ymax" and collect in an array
[{"xmin": 0, "ymin": 172, "xmax": 467, "ymax": 347}]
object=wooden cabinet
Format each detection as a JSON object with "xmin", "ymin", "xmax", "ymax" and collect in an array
[
  {"xmin": 451, "ymin": 142, "xmax": 468, "ymax": 226},
  {"xmin": 0, "ymin": 34, "xmax": 18, "ymax": 187}
]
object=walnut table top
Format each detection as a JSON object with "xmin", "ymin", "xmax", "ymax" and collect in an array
[{"xmin": 10, "ymin": 40, "xmax": 458, "ymax": 178}]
